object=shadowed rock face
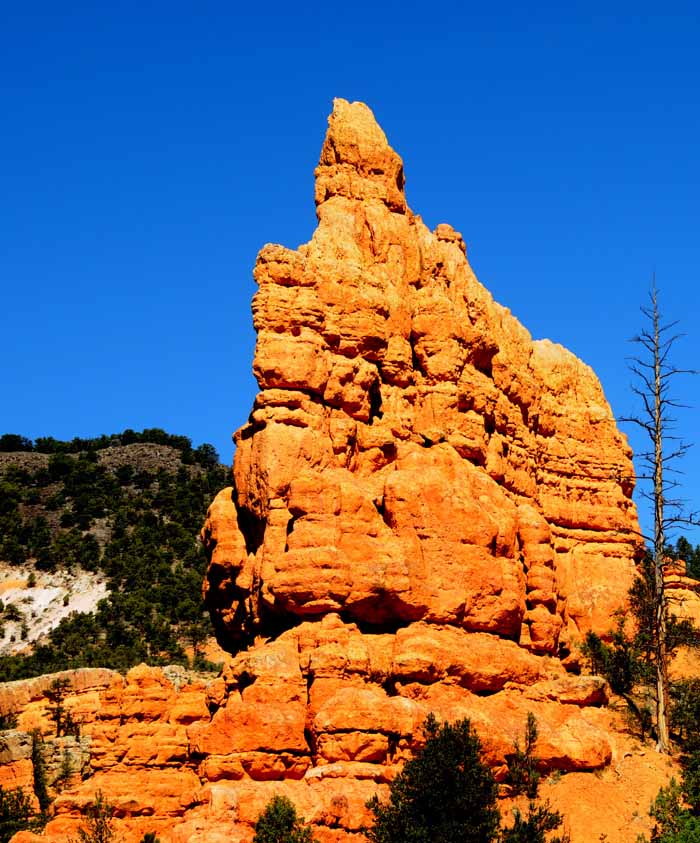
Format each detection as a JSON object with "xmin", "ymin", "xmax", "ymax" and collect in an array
[{"xmin": 203, "ymin": 98, "xmax": 640, "ymax": 657}]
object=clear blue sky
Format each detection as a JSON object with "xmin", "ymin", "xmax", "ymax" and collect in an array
[{"xmin": 2, "ymin": 1, "xmax": 698, "ymax": 543}]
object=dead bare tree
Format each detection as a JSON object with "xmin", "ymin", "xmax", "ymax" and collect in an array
[{"xmin": 622, "ymin": 280, "xmax": 698, "ymax": 753}]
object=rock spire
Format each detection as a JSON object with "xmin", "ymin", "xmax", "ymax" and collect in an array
[{"xmin": 203, "ymin": 98, "xmax": 640, "ymax": 658}]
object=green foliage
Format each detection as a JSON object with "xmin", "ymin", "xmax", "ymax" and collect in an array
[
  {"xmin": 2, "ymin": 604, "xmax": 22, "ymax": 624},
  {"xmin": 138, "ymin": 834, "xmax": 160, "ymax": 843},
  {"xmin": 253, "ymin": 795, "xmax": 317, "ymax": 843},
  {"xmin": 669, "ymin": 681, "xmax": 700, "ymax": 751},
  {"xmin": 674, "ymin": 538, "xmax": 700, "ymax": 582},
  {"xmin": 629, "ymin": 554, "xmax": 700, "ymax": 675},
  {"xmin": 642, "ymin": 684, "xmax": 700, "ymax": 842},
  {"xmin": 582, "ymin": 618, "xmax": 638, "ymax": 697},
  {"xmin": 582, "ymin": 550, "xmax": 700, "ymax": 742},
  {"xmin": 73, "ymin": 791, "xmax": 118, "ymax": 843},
  {"xmin": 2, "ymin": 428, "xmax": 218, "ymax": 466},
  {"xmin": 365, "ymin": 714, "xmax": 500, "ymax": 843},
  {"xmin": 502, "ymin": 715, "xmax": 566, "ymax": 842},
  {"xmin": 31, "ymin": 730, "xmax": 50, "ymax": 814},
  {"xmin": 506, "ymin": 712, "xmax": 541, "ymax": 799},
  {"xmin": 53, "ymin": 747, "xmax": 74, "ymax": 792},
  {"xmin": 45, "ymin": 678, "xmax": 74, "ymax": 736},
  {"xmin": 648, "ymin": 779, "xmax": 700, "ymax": 843},
  {"xmin": 0, "ymin": 712, "xmax": 17, "ymax": 731},
  {"xmin": 193, "ymin": 443, "xmax": 219, "ymax": 469},
  {"xmin": 682, "ymin": 751, "xmax": 700, "ymax": 816},
  {"xmin": 0, "ymin": 435, "xmax": 33, "ymax": 452},
  {"xmin": 0, "ymin": 786, "xmax": 37, "ymax": 843},
  {"xmin": 502, "ymin": 802, "xmax": 569, "ymax": 843},
  {"xmin": 0, "ymin": 431, "xmax": 227, "ymax": 680}
]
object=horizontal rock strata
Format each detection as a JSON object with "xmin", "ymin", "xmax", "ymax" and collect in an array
[
  {"xmin": 2, "ymin": 651, "xmax": 613, "ymax": 843},
  {"xmin": 203, "ymin": 98, "xmax": 639, "ymax": 658}
]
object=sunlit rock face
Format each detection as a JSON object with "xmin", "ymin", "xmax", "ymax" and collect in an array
[
  {"xmin": 203, "ymin": 98, "xmax": 640, "ymax": 658},
  {"xmin": 3, "ymin": 100, "xmax": 646, "ymax": 843}
]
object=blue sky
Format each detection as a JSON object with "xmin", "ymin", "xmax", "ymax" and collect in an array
[{"xmin": 2, "ymin": 1, "xmax": 699, "ymax": 543}]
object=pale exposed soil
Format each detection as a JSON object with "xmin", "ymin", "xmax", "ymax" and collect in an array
[{"xmin": 0, "ymin": 563, "xmax": 108, "ymax": 655}]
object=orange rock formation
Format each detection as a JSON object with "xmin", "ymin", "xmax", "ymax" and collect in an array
[
  {"xmin": 203, "ymin": 98, "xmax": 639, "ymax": 656},
  {"xmin": 4, "ymin": 100, "xmax": 647, "ymax": 843}
]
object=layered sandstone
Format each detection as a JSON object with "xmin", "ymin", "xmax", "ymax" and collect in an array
[
  {"xmin": 203, "ymin": 98, "xmax": 639, "ymax": 657},
  {"xmin": 0, "ymin": 657, "xmax": 632, "ymax": 843},
  {"xmin": 0, "ymin": 653, "xmax": 679, "ymax": 843}
]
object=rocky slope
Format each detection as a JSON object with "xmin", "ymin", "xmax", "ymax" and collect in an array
[{"xmin": 3, "ymin": 100, "xmax": 650, "ymax": 843}]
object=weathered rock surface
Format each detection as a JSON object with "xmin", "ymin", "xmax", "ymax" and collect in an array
[
  {"xmin": 193, "ymin": 98, "xmax": 642, "ymax": 840},
  {"xmin": 4, "ymin": 100, "xmax": 647, "ymax": 843},
  {"xmin": 0, "ymin": 647, "xmax": 678, "ymax": 843},
  {"xmin": 203, "ymin": 98, "xmax": 639, "ymax": 659},
  {"xmin": 1, "ymin": 648, "xmax": 613, "ymax": 843}
]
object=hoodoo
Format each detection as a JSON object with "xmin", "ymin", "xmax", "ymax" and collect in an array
[
  {"xmin": 202, "ymin": 98, "xmax": 639, "ymax": 656},
  {"xmin": 8, "ymin": 100, "xmax": 645, "ymax": 843}
]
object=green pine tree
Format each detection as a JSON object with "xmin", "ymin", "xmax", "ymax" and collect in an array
[
  {"xmin": 253, "ymin": 795, "xmax": 316, "ymax": 843},
  {"xmin": 366, "ymin": 714, "xmax": 500, "ymax": 843}
]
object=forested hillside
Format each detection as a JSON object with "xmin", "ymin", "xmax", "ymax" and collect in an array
[{"xmin": 0, "ymin": 429, "xmax": 228, "ymax": 680}]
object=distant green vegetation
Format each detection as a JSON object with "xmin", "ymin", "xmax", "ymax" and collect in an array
[
  {"xmin": 0, "ymin": 430, "xmax": 228, "ymax": 681},
  {"xmin": 0, "ymin": 428, "xmax": 219, "ymax": 465}
]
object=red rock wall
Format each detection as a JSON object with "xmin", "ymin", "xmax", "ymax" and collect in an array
[{"xmin": 2, "ymin": 653, "xmax": 614, "ymax": 843}]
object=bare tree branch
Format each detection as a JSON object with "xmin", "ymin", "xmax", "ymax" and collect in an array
[{"xmin": 620, "ymin": 280, "xmax": 698, "ymax": 753}]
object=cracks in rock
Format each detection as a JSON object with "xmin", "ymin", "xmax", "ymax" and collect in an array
[
  {"xmin": 382, "ymin": 676, "xmax": 398, "ymax": 697},
  {"xmin": 345, "ymin": 612, "xmax": 416, "ymax": 636},
  {"xmin": 368, "ymin": 378, "xmax": 384, "ymax": 424},
  {"xmin": 387, "ymin": 731, "xmax": 400, "ymax": 760},
  {"xmin": 237, "ymin": 670, "xmax": 255, "ymax": 692},
  {"xmin": 237, "ymin": 506, "xmax": 265, "ymax": 557},
  {"xmin": 257, "ymin": 604, "xmax": 304, "ymax": 644},
  {"xmin": 473, "ymin": 354, "xmax": 494, "ymax": 378},
  {"xmin": 410, "ymin": 333, "xmax": 425, "ymax": 377},
  {"xmin": 208, "ymin": 597, "xmax": 258, "ymax": 656},
  {"xmin": 373, "ymin": 498, "xmax": 392, "ymax": 530},
  {"xmin": 205, "ymin": 697, "xmax": 221, "ymax": 719},
  {"xmin": 284, "ymin": 513, "xmax": 297, "ymax": 552},
  {"xmin": 303, "ymin": 669, "xmax": 319, "ymax": 762},
  {"xmin": 305, "ymin": 669, "xmax": 315, "ymax": 705},
  {"xmin": 304, "ymin": 726, "xmax": 318, "ymax": 766},
  {"xmin": 379, "ymin": 441, "xmax": 397, "ymax": 465},
  {"xmin": 466, "ymin": 686, "xmax": 502, "ymax": 698}
]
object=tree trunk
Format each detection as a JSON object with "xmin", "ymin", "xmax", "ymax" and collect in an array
[{"xmin": 652, "ymin": 288, "xmax": 670, "ymax": 753}]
